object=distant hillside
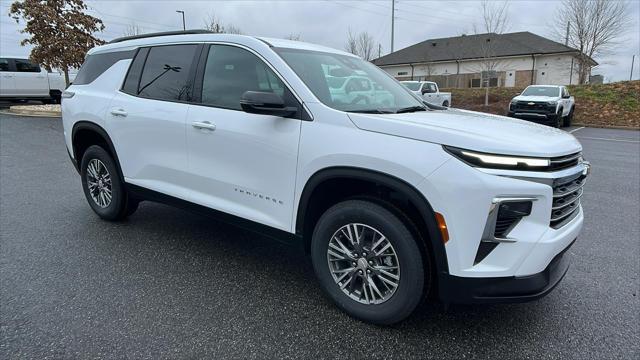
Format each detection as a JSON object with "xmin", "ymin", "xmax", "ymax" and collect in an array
[{"xmin": 444, "ymin": 80, "xmax": 639, "ymax": 129}]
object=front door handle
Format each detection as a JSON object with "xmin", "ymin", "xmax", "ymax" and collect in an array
[
  {"xmin": 192, "ymin": 121, "xmax": 216, "ymax": 131},
  {"xmin": 110, "ymin": 108, "xmax": 128, "ymax": 117}
]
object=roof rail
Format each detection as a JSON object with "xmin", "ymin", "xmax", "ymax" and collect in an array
[{"xmin": 108, "ymin": 30, "xmax": 214, "ymax": 44}]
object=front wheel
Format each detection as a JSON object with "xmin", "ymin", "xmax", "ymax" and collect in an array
[
  {"xmin": 564, "ymin": 107, "xmax": 574, "ymax": 127},
  {"xmin": 80, "ymin": 145, "xmax": 137, "ymax": 221},
  {"xmin": 311, "ymin": 200, "xmax": 426, "ymax": 325},
  {"xmin": 442, "ymin": 100, "xmax": 449, "ymax": 107}
]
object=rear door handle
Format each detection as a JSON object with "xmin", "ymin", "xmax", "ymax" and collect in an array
[
  {"xmin": 192, "ymin": 121, "xmax": 216, "ymax": 131},
  {"xmin": 110, "ymin": 108, "xmax": 128, "ymax": 117}
]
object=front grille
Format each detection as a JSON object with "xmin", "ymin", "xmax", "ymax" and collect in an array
[
  {"xmin": 549, "ymin": 152, "xmax": 582, "ymax": 171},
  {"xmin": 550, "ymin": 173, "xmax": 586, "ymax": 228},
  {"xmin": 512, "ymin": 101, "xmax": 555, "ymax": 113}
]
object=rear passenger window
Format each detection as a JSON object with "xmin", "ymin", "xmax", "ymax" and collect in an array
[
  {"xmin": 0, "ymin": 58, "xmax": 9, "ymax": 71},
  {"xmin": 122, "ymin": 48, "xmax": 150, "ymax": 95},
  {"xmin": 138, "ymin": 44, "xmax": 198, "ymax": 101},
  {"xmin": 200, "ymin": 45, "xmax": 289, "ymax": 110},
  {"xmin": 74, "ymin": 50, "xmax": 135, "ymax": 85},
  {"xmin": 14, "ymin": 59, "xmax": 40, "ymax": 72}
]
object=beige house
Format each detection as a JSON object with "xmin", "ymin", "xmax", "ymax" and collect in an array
[{"xmin": 372, "ymin": 32, "xmax": 597, "ymax": 89}]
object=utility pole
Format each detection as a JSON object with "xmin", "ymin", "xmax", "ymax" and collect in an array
[
  {"xmin": 176, "ymin": 10, "xmax": 185, "ymax": 30},
  {"xmin": 391, "ymin": 0, "xmax": 395, "ymax": 53},
  {"xmin": 631, "ymin": 55, "xmax": 636, "ymax": 81},
  {"xmin": 564, "ymin": 21, "xmax": 570, "ymax": 46}
]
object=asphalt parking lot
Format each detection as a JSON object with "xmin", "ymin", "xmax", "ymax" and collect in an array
[{"xmin": 1, "ymin": 114, "xmax": 638, "ymax": 359}]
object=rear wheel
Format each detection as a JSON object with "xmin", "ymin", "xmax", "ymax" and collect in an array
[
  {"xmin": 442, "ymin": 100, "xmax": 449, "ymax": 107},
  {"xmin": 80, "ymin": 145, "xmax": 137, "ymax": 220},
  {"xmin": 311, "ymin": 200, "xmax": 426, "ymax": 325}
]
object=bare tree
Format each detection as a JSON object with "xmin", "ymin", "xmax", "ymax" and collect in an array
[
  {"xmin": 554, "ymin": 0, "xmax": 631, "ymax": 84},
  {"xmin": 285, "ymin": 33, "xmax": 301, "ymax": 41},
  {"xmin": 203, "ymin": 13, "xmax": 242, "ymax": 34},
  {"xmin": 123, "ymin": 23, "xmax": 143, "ymax": 37},
  {"xmin": 473, "ymin": 0, "xmax": 510, "ymax": 34},
  {"xmin": 344, "ymin": 28, "xmax": 375, "ymax": 61},
  {"xmin": 471, "ymin": 0, "xmax": 510, "ymax": 106}
]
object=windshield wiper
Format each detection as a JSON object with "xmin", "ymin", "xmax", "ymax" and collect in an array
[
  {"xmin": 395, "ymin": 106, "xmax": 427, "ymax": 113},
  {"xmin": 346, "ymin": 109, "xmax": 394, "ymax": 114}
]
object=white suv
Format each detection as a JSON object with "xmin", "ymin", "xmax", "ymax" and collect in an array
[{"xmin": 62, "ymin": 32, "xmax": 590, "ymax": 324}]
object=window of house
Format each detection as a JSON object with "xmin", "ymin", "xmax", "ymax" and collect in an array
[
  {"xmin": 138, "ymin": 44, "xmax": 199, "ymax": 101},
  {"xmin": 397, "ymin": 71, "xmax": 408, "ymax": 76}
]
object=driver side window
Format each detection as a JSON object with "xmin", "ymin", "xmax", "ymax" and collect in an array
[{"xmin": 200, "ymin": 45, "xmax": 289, "ymax": 110}]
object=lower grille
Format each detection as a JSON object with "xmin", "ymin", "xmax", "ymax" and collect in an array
[{"xmin": 550, "ymin": 173, "xmax": 586, "ymax": 228}]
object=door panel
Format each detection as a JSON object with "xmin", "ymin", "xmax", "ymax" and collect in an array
[
  {"xmin": 186, "ymin": 105, "xmax": 301, "ymax": 230},
  {"xmin": 0, "ymin": 58, "xmax": 15, "ymax": 96},
  {"xmin": 185, "ymin": 44, "xmax": 302, "ymax": 231},
  {"xmin": 12, "ymin": 59, "xmax": 48, "ymax": 96},
  {"xmin": 107, "ymin": 93, "xmax": 190, "ymax": 199}
]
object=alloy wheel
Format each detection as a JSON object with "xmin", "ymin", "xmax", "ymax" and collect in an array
[
  {"xmin": 326, "ymin": 223, "xmax": 401, "ymax": 305},
  {"xmin": 86, "ymin": 159, "xmax": 112, "ymax": 208}
]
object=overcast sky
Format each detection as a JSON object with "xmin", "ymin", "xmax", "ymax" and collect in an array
[{"xmin": 1, "ymin": 0, "xmax": 638, "ymax": 81}]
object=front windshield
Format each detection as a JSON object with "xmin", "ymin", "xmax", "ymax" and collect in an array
[
  {"xmin": 401, "ymin": 82, "xmax": 421, "ymax": 91},
  {"xmin": 521, "ymin": 86, "xmax": 560, "ymax": 97},
  {"xmin": 275, "ymin": 48, "xmax": 424, "ymax": 113}
]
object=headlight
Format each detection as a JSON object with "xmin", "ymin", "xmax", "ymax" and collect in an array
[{"xmin": 443, "ymin": 146, "xmax": 550, "ymax": 170}]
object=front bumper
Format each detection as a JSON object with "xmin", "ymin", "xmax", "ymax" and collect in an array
[
  {"xmin": 438, "ymin": 238, "xmax": 574, "ymax": 304},
  {"xmin": 508, "ymin": 110, "xmax": 559, "ymax": 126}
]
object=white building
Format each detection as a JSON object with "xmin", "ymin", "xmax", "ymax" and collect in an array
[{"xmin": 372, "ymin": 32, "xmax": 597, "ymax": 88}]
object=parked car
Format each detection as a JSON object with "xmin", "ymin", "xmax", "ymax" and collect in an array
[
  {"xmin": 508, "ymin": 85, "xmax": 575, "ymax": 127},
  {"xmin": 401, "ymin": 80, "xmax": 451, "ymax": 107},
  {"xmin": 0, "ymin": 56, "xmax": 65, "ymax": 103},
  {"xmin": 62, "ymin": 31, "xmax": 589, "ymax": 325},
  {"xmin": 328, "ymin": 75, "xmax": 394, "ymax": 107}
]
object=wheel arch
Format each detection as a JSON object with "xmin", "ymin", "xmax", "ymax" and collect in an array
[
  {"xmin": 295, "ymin": 167, "xmax": 449, "ymax": 276},
  {"xmin": 71, "ymin": 121, "xmax": 124, "ymax": 181}
]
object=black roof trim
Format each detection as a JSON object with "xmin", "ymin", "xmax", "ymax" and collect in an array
[{"xmin": 108, "ymin": 30, "xmax": 214, "ymax": 44}]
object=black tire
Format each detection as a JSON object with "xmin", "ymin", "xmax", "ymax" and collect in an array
[
  {"xmin": 80, "ymin": 145, "xmax": 137, "ymax": 220},
  {"xmin": 442, "ymin": 100, "xmax": 449, "ymax": 107},
  {"xmin": 564, "ymin": 107, "xmax": 574, "ymax": 127},
  {"xmin": 555, "ymin": 108, "xmax": 563, "ymax": 128},
  {"xmin": 311, "ymin": 200, "xmax": 426, "ymax": 325}
]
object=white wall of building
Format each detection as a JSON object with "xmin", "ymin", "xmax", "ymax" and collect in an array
[{"xmin": 379, "ymin": 53, "xmax": 581, "ymax": 87}]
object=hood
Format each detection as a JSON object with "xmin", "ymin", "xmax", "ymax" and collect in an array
[
  {"xmin": 512, "ymin": 95, "xmax": 559, "ymax": 102},
  {"xmin": 347, "ymin": 109, "xmax": 582, "ymax": 157}
]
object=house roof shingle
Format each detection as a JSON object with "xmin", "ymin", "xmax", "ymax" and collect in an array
[{"xmin": 372, "ymin": 31, "xmax": 590, "ymax": 66}]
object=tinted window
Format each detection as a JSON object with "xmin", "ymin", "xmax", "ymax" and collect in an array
[
  {"xmin": 14, "ymin": 59, "xmax": 40, "ymax": 72},
  {"xmin": 200, "ymin": 45, "xmax": 289, "ymax": 110},
  {"xmin": 424, "ymin": 83, "xmax": 437, "ymax": 93},
  {"xmin": 74, "ymin": 50, "xmax": 135, "ymax": 85},
  {"xmin": 138, "ymin": 45, "xmax": 198, "ymax": 101},
  {"xmin": 121, "ymin": 48, "xmax": 149, "ymax": 95},
  {"xmin": 0, "ymin": 58, "xmax": 8, "ymax": 71}
]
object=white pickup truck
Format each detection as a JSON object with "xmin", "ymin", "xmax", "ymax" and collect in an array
[
  {"xmin": 508, "ymin": 85, "xmax": 575, "ymax": 128},
  {"xmin": 0, "ymin": 56, "xmax": 65, "ymax": 103},
  {"xmin": 401, "ymin": 81, "xmax": 451, "ymax": 107}
]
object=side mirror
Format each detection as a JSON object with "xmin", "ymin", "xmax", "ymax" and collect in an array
[
  {"xmin": 240, "ymin": 91, "xmax": 297, "ymax": 117},
  {"xmin": 562, "ymin": 94, "xmax": 570, "ymax": 99}
]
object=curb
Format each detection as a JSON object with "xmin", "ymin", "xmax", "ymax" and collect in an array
[{"xmin": 6, "ymin": 106, "xmax": 61, "ymax": 118}]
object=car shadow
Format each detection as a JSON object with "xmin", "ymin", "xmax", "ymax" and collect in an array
[{"xmin": 78, "ymin": 200, "xmax": 551, "ymax": 334}]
